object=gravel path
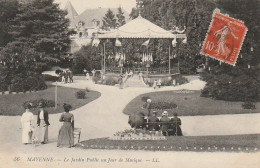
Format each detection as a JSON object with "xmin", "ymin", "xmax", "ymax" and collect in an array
[{"xmin": 0, "ymin": 78, "xmax": 259, "ymax": 168}]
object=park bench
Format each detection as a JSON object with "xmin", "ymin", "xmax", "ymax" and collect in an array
[{"xmin": 143, "ymin": 121, "xmax": 181, "ymax": 136}]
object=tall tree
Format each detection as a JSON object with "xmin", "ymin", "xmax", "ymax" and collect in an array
[
  {"xmin": 0, "ymin": 0, "xmax": 18, "ymax": 47},
  {"xmin": 102, "ymin": 9, "xmax": 117, "ymax": 30},
  {"xmin": 0, "ymin": 0, "xmax": 72, "ymax": 92},
  {"xmin": 140, "ymin": 0, "xmax": 216, "ymax": 73},
  {"xmin": 9, "ymin": 0, "xmax": 71, "ymax": 63},
  {"xmin": 116, "ymin": 7, "xmax": 126, "ymax": 27},
  {"xmin": 129, "ymin": 8, "xmax": 139, "ymax": 20}
]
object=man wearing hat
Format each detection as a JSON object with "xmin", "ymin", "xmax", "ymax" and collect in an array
[
  {"xmin": 37, "ymin": 103, "xmax": 50, "ymax": 144},
  {"xmin": 169, "ymin": 113, "xmax": 183, "ymax": 136},
  {"xmin": 147, "ymin": 111, "xmax": 160, "ymax": 131},
  {"xmin": 160, "ymin": 111, "xmax": 171, "ymax": 136}
]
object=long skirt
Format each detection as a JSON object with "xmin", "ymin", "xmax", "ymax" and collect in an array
[
  {"xmin": 57, "ymin": 122, "xmax": 74, "ymax": 147},
  {"xmin": 168, "ymin": 125, "xmax": 183, "ymax": 136},
  {"xmin": 38, "ymin": 120, "xmax": 48, "ymax": 143},
  {"xmin": 22, "ymin": 122, "xmax": 32, "ymax": 144}
]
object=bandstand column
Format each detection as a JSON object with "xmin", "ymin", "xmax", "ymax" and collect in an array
[
  {"xmin": 168, "ymin": 44, "xmax": 171, "ymax": 74},
  {"xmin": 103, "ymin": 41, "xmax": 106, "ymax": 74}
]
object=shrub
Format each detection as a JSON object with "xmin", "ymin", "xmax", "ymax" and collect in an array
[
  {"xmin": 242, "ymin": 102, "xmax": 256, "ymax": 110},
  {"xmin": 92, "ymin": 76, "xmax": 100, "ymax": 84},
  {"xmin": 76, "ymin": 90, "xmax": 86, "ymax": 99},
  {"xmin": 55, "ymin": 69, "xmax": 63, "ymax": 75},
  {"xmin": 176, "ymin": 75, "xmax": 188, "ymax": 85},
  {"xmin": 151, "ymin": 101, "xmax": 177, "ymax": 109},
  {"xmin": 141, "ymin": 96, "xmax": 151, "ymax": 102},
  {"xmin": 104, "ymin": 77, "xmax": 118, "ymax": 85},
  {"xmin": 0, "ymin": 66, "xmax": 9, "ymax": 92},
  {"xmin": 0, "ymin": 82, "xmax": 8, "ymax": 92},
  {"xmin": 42, "ymin": 74, "xmax": 59, "ymax": 82},
  {"xmin": 201, "ymin": 73, "xmax": 259, "ymax": 101},
  {"xmin": 9, "ymin": 73, "xmax": 47, "ymax": 92},
  {"xmin": 23, "ymin": 99, "xmax": 55, "ymax": 109},
  {"xmin": 161, "ymin": 80, "xmax": 172, "ymax": 86}
]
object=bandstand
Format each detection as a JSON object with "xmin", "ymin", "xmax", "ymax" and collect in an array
[{"xmin": 95, "ymin": 14, "xmax": 187, "ymax": 76}]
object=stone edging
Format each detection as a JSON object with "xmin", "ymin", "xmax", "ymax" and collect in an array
[
  {"xmin": 109, "ymin": 137, "xmax": 166, "ymax": 141},
  {"xmin": 0, "ymin": 90, "xmax": 39, "ymax": 95}
]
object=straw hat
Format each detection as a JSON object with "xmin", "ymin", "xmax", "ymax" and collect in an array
[
  {"xmin": 147, "ymin": 99, "xmax": 152, "ymax": 103},
  {"xmin": 162, "ymin": 111, "xmax": 168, "ymax": 116}
]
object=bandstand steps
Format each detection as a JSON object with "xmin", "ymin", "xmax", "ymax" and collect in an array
[{"xmin": 125, "ymin": 75, "xmax": 148, "ymax": 88}]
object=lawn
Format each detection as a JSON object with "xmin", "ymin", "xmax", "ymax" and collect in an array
[
  {"xmin": 75, "ymin": 134, "xmax": 260, "ymax": 152},
  {"xmin": 123, "ymin": 90, "xmax": 260, "ymax": 116},
  {"xmin": 0, "ymin": 83, "xmax": 101, "ymax": 116}
]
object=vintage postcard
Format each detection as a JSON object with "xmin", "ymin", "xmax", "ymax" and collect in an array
[{"xmin": 0, "ymin": 0, "xmax": 259, "ymax": 168}]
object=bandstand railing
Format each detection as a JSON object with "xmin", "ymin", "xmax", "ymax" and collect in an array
[{"xmin": 105, "ymin": 67, "xmax": 178, "ymax": 74}]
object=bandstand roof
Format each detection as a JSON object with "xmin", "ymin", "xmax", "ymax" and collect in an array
[{"xmin": 98, "ymin": 15, "xmax": 185, "ymax": 39}]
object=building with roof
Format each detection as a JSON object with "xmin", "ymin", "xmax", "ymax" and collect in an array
[
  {"xmin": 64, "ymin": 1, "xmax": 130, "ymax": 53},
  {"xmin": 65, "ymin": 1, "xmax": 78, "ymax": 23}
]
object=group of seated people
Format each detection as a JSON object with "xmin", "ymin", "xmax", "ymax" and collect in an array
[{"xmin": 128, "ymin": 111, "xmax": 183, "ymax": 136}]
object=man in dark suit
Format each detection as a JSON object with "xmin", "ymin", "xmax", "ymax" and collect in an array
[
  {"xmin": 128, "ymin": 112, "xmax": 145, "ymax": 129},
  {"xmin": 37, "ymin": 103, "xmax": 50, "ymax": 144},
  {"xmin": 169, "ymin": 113, "xmax": 183, "ymax": 136},
  {"xmin": 147, "ymin": 111, "xmax": 160, "ymax": 131},
  {"xmin": 160, "ymin": 111, "xmax": 171, "ymax": 136}
]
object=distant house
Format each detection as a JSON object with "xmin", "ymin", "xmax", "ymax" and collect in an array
[
  {"xmin": 65, "ymin": 2, "xmax": 129, "ymax": 53},
  {"xmin": 65, "ymin": 1, "xmax": 79, "ymax": 22}
]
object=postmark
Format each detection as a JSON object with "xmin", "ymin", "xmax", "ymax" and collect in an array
[{"xmin": 201, "ymin": 9, "xmax": 248, "ymax": 66}]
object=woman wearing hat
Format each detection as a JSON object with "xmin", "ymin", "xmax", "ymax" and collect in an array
[
  {"xmin": 37, "ymin": 103, "xmax": 50, "ymax": 144},
  {"xmin": 57, "ymin": 103, "xmax": 74, "ymax": 148},
  {"xmin": 144, "ymin": 99, "xmax": 152, "ymax": 116},
  {"xmin": 21, "ymin": 103, "xmax": 34, "ymax": 144},
  {"xmin": 160, "ymin": 111, "xmax": 171, "ymax": 136},
  {"xmin": 169, "ymin": 113, "xmax": 183, "ymax": 136}
]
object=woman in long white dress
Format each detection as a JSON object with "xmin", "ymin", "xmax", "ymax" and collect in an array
[
  {"xmin": 21, "ymin": 104, "xmax": 34, "ymax": 144},
  {"xmin": 86, "ymin": 72, "xmax": 90, "ymax": 80}
]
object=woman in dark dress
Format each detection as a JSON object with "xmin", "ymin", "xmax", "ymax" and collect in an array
[
  {"xmin": 57, "ymin": 104, "xmax": 74, "ymax": 148},
  {"xmin": 169, "ymin": 113, "xmax": 183, "ymax": 136}
]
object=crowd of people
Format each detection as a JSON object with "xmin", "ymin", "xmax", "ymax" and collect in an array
[
  {"xmin": 128, "ymin": 110, "xmax": 183, "ymax": 136},
  {"xmin": 128, "ymin": 98, "xmax": 183, "ymax": 136},
  {"xmin": 21, "ymin": 103, "xmax": 75, "ymax": 148},
  {"xmin": 58, "ymin": 70, "xmax": 73, "ymax": 83}
]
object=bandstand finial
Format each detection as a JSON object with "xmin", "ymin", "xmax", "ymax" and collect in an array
[{"xmin": 136, "ymin": 0, "xmax": 144, "ymax": 17}]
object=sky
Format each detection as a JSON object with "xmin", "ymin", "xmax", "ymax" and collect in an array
[{"xmin": 54, "ymin": 0, "xmax": 137, "ymax": 14}]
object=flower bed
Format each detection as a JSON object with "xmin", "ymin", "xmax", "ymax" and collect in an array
[
  {"xmin": 110, "ymin": 129, "xmax": 166, "ymax": 141},
  {"xmin": 150, "ymin": 101, "xmax": 177, "ymax": 109}
]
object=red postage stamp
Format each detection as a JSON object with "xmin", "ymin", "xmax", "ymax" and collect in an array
[{"xmin": 201, "ymin": 9, "xmax": 247, "ymax": 66}]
